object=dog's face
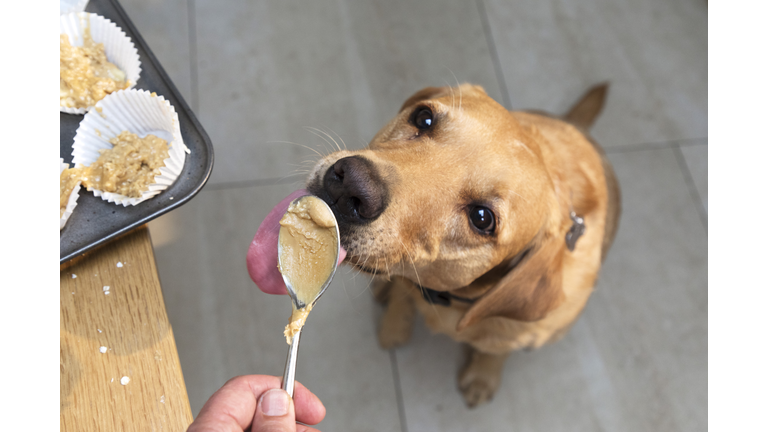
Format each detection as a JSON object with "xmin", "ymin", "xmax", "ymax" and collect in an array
[{"xmin": 308, "ymin": 85, "xmax": 566, "ymax": 324}]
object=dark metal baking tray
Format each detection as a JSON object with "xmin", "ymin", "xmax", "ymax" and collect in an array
[{"xmin": 60, "ymin": 0, "xmax": 214, "ymax": 263}]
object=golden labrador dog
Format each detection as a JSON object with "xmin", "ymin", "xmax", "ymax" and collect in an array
[{"xmin": 301, "ymin": 83, "xmax": 620, "ymax": 407}]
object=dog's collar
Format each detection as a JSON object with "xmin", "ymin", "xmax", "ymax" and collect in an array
[
  {"xmin": 419, "ymin": 211, "xmax": 585, "ymax": 307},
  {"xmin": 418, "ymin": 245, "xmax": 534, "ymax": 306},
  {"xmin": 419, "ymin": 286, "xmax": 476, "ymax": 306}
]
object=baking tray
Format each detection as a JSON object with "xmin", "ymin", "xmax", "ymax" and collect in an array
[{"xmin": 60, "ymin": 0, "xmax": 214, "ymax": 264}]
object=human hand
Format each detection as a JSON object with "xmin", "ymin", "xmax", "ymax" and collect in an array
[{"xmin": 187, "ymin": 375, "xmax": 326, "ymax": 432}]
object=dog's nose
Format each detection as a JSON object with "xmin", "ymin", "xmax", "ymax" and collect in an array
[{"xmin": 323, "ymin": 156, "xmax": 387, "ymax": 222}]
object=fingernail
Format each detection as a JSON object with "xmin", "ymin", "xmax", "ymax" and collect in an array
[{"xmin": 261, "ymin": 389, "xmax": 290, "ymax": 417}]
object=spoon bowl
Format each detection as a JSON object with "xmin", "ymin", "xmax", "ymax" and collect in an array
[{"xmin": 276, "ymin": 195, "xmax": 340, "ymax": 397}]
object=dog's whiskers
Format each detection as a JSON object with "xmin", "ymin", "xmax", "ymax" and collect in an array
[
  {"xmin": 360, "ymin": 260, "xmax": 381, "ymax": 298},
  {"xmin": 293, "ymin": 160, "xmax": 321, "ymax": 171},
  {"xmin": 397, "ymin": 238, "xmax": 442, "ymax": 322},
  {"xmin": 444, "ymin": 79, "xmax": 456, "ymax": 111},
  {"xmin": 383, "ymin": 257, "xmax": 391, "ymax": 281},
  {"xmin": 267, "ymin": 140, "xmax": 325, "ymax": 158},
  {"xmin": 301, "ymin": 127, "xmax": 336, "ymax": 155},
  {"xmin": 306, "ymin": 126, "xmax": 343, "ymax": 153},
  {"xmin": 447, "ymin": 68, "xmax": 463, "ymax": 111},
  {"xmin": 284, "ymin": 166, "xmax": 310, "ymax": 176},
  {"xmin": 286, "ymin": 160, "xmax": 316, "ymax": 168},
  {"xmin": 347, "ymin": 249, "xmax": 370, "ymax": 282},
  {"xmin": 358, "ymin": 251, "xmax": 373, "ymax": 277},
  {"xmin": 325, "ymin": 126, "xmax": 348, "ymax": 151}
]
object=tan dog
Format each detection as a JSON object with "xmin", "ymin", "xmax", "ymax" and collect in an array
[{"xmin": 305, "ymin": 83, "xmax": 620, "ymax": 407}]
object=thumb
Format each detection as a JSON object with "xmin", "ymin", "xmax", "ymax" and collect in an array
[{"xmin": 252, "ymin": 388, "xmax": 296, "ymax": 432}]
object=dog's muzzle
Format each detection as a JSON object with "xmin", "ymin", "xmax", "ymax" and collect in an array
[{"xmin": 318, "ymin": 156, "xmax": 389, "ymax": 225}]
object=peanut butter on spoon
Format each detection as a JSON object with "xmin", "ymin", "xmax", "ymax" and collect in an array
[
  {"xmin": 277, "ymin": 195, "xmax": 340, "ymax": 398},
  {"xmin": 278, "ymin": 195, "xmax": 339, "ymax": 343}
]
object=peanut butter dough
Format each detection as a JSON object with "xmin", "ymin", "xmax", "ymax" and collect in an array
[
  {"xmin": 60, "ymin": 28, "xmax": 129, "ymax": 109},
  {"xmin": 59, "ymin": 131, "xmax": 169, "ymax": 209},
  {"xmin": 278, "ymin": 196, "xmax": 337, "ymax": 343},
  {"xmin": 60, "ymin": 169, "xmax": 82, "ymax": 218}
]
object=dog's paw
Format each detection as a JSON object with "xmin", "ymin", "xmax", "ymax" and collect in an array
[
  {"xmin": 458, "ymin": 356, "xmax": 503, "ymax": 408},
  {"xmin": 459, "ymin": 377, "xmax": 498, "ymax": 408},
  {"xmin": 378, "ymin": 309, "xmax": 413, "ymax": 349}
]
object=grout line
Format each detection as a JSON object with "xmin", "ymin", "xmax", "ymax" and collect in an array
[
  {"xmin": 475, "ymin": 0, "xmax": 512, "ymax": 110},
  {"xmin": 603, "ymin": 137, "xmax": 707, "ymax": 154},
  {"xmin": 672, "ymin": 143, "xmax": 708, "ymax": 235},
  {"xmin": 202, "ymin": 174, "xmax": 305, "ymax": 192},
  {"xmin": 202, "ymin": 138, "xmax": 707, "ymax": 192},
  {"xmin": 389, "ymin": 350, "xmax": 409, "ymax": 432},
  {"xmin": 187, "ymin": 0, "xmax": 199, "ymax": 112}
]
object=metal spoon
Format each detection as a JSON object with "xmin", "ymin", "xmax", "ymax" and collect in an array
[{"xmin": 277, "ymin": 196, "xmax": 340, "ymax": 398}]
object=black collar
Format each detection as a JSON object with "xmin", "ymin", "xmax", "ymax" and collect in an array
[
  {"xmin": 419, "ymin": 287, "xmax": 476, "ymax": 306},
  {"xmin": 418, "ymin": 245, "xmax": 533, "ymax": 306},
  {"xmin": 418, "ymin": 210, "xmax": 585, "ymax": 307}
]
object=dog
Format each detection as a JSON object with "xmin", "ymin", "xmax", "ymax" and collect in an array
[{"xmin": 302, "ymin": 83, "xmax": 620, "ymax": 407}]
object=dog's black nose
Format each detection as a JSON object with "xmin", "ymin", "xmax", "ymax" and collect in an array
[{"xmin": 323, "ymin": 156, "xmax": 387, "ymax": 223}]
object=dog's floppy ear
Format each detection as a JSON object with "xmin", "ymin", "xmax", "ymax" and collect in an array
[
  {"xmin": 399, "ymin": 87, "xmax": 446, "ymax": 112},
  {"xmin": 457, "ymin": 228, "xmax": 566, "ymax": 331}
]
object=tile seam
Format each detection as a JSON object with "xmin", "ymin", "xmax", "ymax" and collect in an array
[
  {"xmin": 202, "ymin": 174, "xmax": 305, "ymax": 192},
  {"xmin": 389, "ymin": 350, "xmax": 409, "ymax": 432},
  {"xmin": 475, "ymin": 0, "xmax": 512, "ymax": 110},
  {"xmin": 187, "ymin": 0, "xmax": 199, "ymax": 112},
  {"xmin": 603, "ymin": 137, "xmax": 707, "ymax": 154},
  {"xmin": 672, "ymin": 143, "xmax": 708, "ymax": 235}
]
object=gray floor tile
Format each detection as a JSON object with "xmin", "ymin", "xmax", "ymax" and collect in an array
[
  {"xmin": 148, "ymin": 182, "xmax": 400, "ymax": 430},
  {"xmin": 679, "ymin": 141, "xmax": 708, "ymax": 214},
  {"xmin": 393, "ymin": 147, "xmax": 707, "ymax": 431},
  {"xmin": 119, "ymin": 0, "xmax": 193, "ymax": 105},
  {"xmin": 483, "ymin": 0, "xmax": 707, "ymax": 148},
  {"xmin": 586, "ymin": 148, "xmax": 707, "ymax": 431},
  {"xmin": 394, "ymin": 320, "xmax": 617, "ymax": 432},
  {"xmin": 194, "ymin": 0, "xmax": 501, "ymax": 185}
]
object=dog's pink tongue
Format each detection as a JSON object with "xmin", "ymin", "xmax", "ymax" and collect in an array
[{"xmin": 246, "ymin": 189, "xmax": 346, "ymax": 295}]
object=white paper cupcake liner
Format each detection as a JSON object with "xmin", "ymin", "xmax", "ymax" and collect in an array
[
  {"xmin": 60, "ymin": 158, "xmax": 81, "ymax": 231},
  {"xmin": 71, "ymin": 89, "xmax": 189, "ymax": 207},
  {"xmin": 60, "ymin": 0, "xmax": 89, "ymax": 15},
  {"xmin": 60, "ymin": 12, "xmax": 141, "ymax": 114}
]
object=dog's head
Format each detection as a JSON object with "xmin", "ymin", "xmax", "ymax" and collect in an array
[{"xmin": 307, "ymin": 85, "xmax": 569, "ymax": 329}]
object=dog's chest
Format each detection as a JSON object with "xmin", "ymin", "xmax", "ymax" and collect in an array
[{"xmin": 408, "ymin": 289, "xmax": 528, "ymax": 353}]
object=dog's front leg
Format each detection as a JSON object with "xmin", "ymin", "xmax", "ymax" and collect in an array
[
  {"xmin": 377, "ymin": 276, "xmax": 416, "ymax": 349},
  {"xmin": 459, "ymin": 346, "xmax": 509, "ymax": 408}
]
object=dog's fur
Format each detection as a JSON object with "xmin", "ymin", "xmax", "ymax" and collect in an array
[{"xmin": 306, "ymin": 83, "xmax": 620, "ymax": 407}]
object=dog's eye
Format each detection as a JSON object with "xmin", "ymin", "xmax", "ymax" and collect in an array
[
  {"xmin": 469, "ymin": 206, "xmax": 495, "ymax": 233},
  {"xmin": 411, "ymin": 106, "xmax": 434, "ymax": 130}
]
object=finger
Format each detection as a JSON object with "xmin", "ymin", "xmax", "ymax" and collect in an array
[
  {"xmin": 237, "ymin": 377, "xmax": 324, "ymax": 425},
  {"xmin": 187, "ymin": 376, "xmax": 325, "ymax": 431},
  {"xmin": 188, "ymin": 376, "xmax": 260, "ymax": 432},
  {"xmin": 291, "ymin": 381, "xmax": 326, "ymax": 425},
  {"xmin": 251, "ymin": 389, "xmax": 297, "ymax": 432},
  {"xmin": 296, "ymin": 424, "xmax": 322, "ymax": 432}
]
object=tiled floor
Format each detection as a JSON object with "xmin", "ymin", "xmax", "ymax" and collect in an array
[{"xmin": 118, "ymin": 0, "xmax": 707, "ymax": 430}]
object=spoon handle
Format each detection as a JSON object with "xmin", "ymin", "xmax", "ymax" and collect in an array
[{"xmin": 281, "ymin": 329, "xmax": 302, "ymax": 398}]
